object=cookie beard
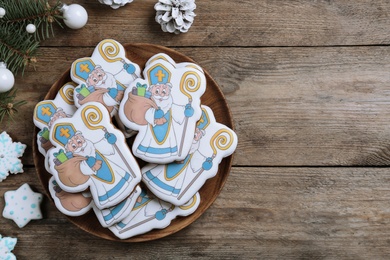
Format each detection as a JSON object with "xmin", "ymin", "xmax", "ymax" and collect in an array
[
  {"xmin": 153, "ymin": 95, "xmax": 173, "ymax": 113},
  {"xmin": 73, "ymin": 139, "xmax": 95, "ymax": 157}
]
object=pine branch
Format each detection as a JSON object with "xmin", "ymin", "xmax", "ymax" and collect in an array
[
  {"xmin": 0, "ymin": 0, "xmax": 64, "ymax": 74},
  {"xmin": 0, "ymin": 88, "xmax": 27, "ymax": 124}
]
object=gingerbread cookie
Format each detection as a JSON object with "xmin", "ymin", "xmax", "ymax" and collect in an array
[
  {"xmin": 48, "ymin": 102, "xmax": 142, "ymax": 209},
  {"xmin": 33, "ymin": 82, "xmax": 77, "ymax": 155},
  {"xmin": 71, "ymin": 39, "xmax": 141, "ymax": 115},
  {"xmin": 2, "ymin": 183, "xmax": 43, "ymax": 228},
  {"xmin": 109, "ymin": 188, "xmax": 200, "ymax": 239},
  {"xmin": 48, "ymin": 176, "xmax": 93, "ymax": 216},
  {"xmin": 142, "ymin": 105, "xmax": 238, "ymax": 205},
  {"xmin": 119, "ymin": 57, "xmax": 206, "ymax": 164}
]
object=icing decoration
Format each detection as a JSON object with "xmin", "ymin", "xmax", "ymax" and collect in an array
[
  {"xmin": 2, "ymin": 183, "xmax": 43, "ymax": 228},
  {"xmin": 33, "ymin": 82, "xmax": 77, "ymax": 156},
  {"xmin": 71, "ymin": 39, "xmax": 141, "ymax": 115},
  {"xmin": 48, "ymin": 176, "xmax": 93, "ymax": 217},
  {"xmin": 119, "ymin": 56, "xmax": 206, "ymax": 164},
  {"xmin": 0, "ymin": 235, "xmax": 17, "ymax": 260},
  {"xmin": 142, "ymin": 105, "xmax": 237, "ymax": 205},
  {"xmin": 109, "ymin": 188, "xmax": 200, "ymax": 239},
  {"xmin": 48, "ymin": 102, "xmax": 142, "ymax": 209},
  {"xmin": 92, "ymin": 185, "xmax": 141, "ymax": 227},
  {"xmin": 0, "ymin": 131, "xmax": 27, "ymax": 182}
]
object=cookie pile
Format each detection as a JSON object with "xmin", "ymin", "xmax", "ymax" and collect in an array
[{"xmin": 33, "ymin": 39, "xmax": 237, "ymax": 239}]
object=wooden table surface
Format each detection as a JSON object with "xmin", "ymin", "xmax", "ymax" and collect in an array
[{"xmin": 2, "ymin": 0, "xmax": 390, "ymax": 259}]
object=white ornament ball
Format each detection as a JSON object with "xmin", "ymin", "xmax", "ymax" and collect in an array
[
  {"xmin": 60, "ymin": 4, "xmax": 88, "ymax": 30},
  {"xmin": 0, "ymin": 63, "xmax": 15, "ymax": 93},
  {"xmin": 0, "ymin": 7, "xmax": 5, "ymax": 18},
  {"xmin": 26, "ymin": 24, "xmax": 36, "ymax": 34}
]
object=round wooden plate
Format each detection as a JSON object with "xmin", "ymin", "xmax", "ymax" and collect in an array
[{"xmin": 33, "ymin": 43, "xmax": 234, "ymax": 242}]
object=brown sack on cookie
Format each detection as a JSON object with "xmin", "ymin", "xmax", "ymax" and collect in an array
[
  {"xmin": 55, "ymin": 189, "xmax": 92, "ymax": 212},
  {"xmin": 54, "ymin": 156, "xmax": 90, "ymax": 187},
  {"xmin": 123, "ymin": 93, "xmax": 158, "ymax": 125},
  {"xmin": 79, "ymin": 89, "xmax": 114, "ymax": 113}
]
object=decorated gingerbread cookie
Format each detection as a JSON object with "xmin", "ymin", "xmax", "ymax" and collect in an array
[
  {"xmin": 33, "ymin": 82, "xmax": 77, "ymax": 155},
  {"xmin": 49, "ymin": 176, "xmax": 141, "ymax": 227},
  {"xmin": 142, "ymin": 105, "xmax": 238, "ymax": 206},
  {"xmin": 118, "ymin": 57, "xmax": 206, "ymax": 164},
  {"xmin": 0, "ymin": 235, "xmax": 17, "ymax": 260},
  {"xmin": 48, "ymin": 176, "xmax": 93, "ymax": 216},
  {"xmin": 145, "ymin": 53, "xmax": 204, "ymax": 73},
  {"xmin": 108, "ymin": 187, "xmax": 200, "ymax": 239},
  {"xmin": 2, "ymin": 183, "xmax": 43, "ymax": 228},
  {"xmin": 48, "ymin": 102, "xmax": 142, "ymax": 210},
  {"xmin": 71, "ymin": 39, "xmax": 141, "ymax": 115},
  {"xmin": 0, "ymin": 131, "xmax": 27, "ymax": 182},
  {"xmin": 92, "ymin": 185, "xmax": 141, "ymax": 227}
]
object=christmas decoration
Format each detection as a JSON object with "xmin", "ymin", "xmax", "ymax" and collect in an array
[
  {"xmin": 60, "ymin": 3, "xmax": 88, "ymax": 30},
  {"xmin": 0, "ymin": 0, "xmax": 88, "ymax": 74},
  {"xmin": 26, "ymin": 23, "xmax": 37, "ymax": 34},
  {"xmin": 0, "ymin": 235, "xmax": 17, "ymax": 260},
  {"xmin": 0, "ymin": 62, "xmax": 14, "ymax": 93},
  {"xmin": 155, "ymin": 0, "xmax": 196, "ymax": 34},
  {"xmin": 0, "ymin": 7, "xmax": 5, "ymax": 18},
  {"xmin": 0, "ymin": 1, "xmax": 87, "ymax": 123},
  {"xmin": 3, "ymin": 183, "xmax": 43, "ymax": 228},
  {"xmin": 97, "ymin": 0, "xmax": 134, "ymax": 9},
  {"xmin": 0, "ymin": 131, "xmax": 27, "ymax": 182},
  {"xmin": 0, "ymin": 88, "xmax": 27, "ymax": 123}
]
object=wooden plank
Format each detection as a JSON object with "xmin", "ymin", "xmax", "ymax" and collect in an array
[
  {"xmin": 4, "ymin": 46, "xmax": 390, "ymax": 166},
  {"xmin": 1, "ymin": 167, "xmax": 390, "ymax": 258},
  {"xmin": 42, "ymin": 0, "xmax": 390, "ymax": 47}
]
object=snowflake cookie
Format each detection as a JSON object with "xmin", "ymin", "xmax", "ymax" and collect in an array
[
  {"xmin": 3, "ymin": 183, "xmax": 43, "ymax": 228},
  {"xmin": 0, "ymin": 131, "xmax": 27, "ymax": 182},
  {"xmin": 0, "ymin": 235, "xmax": 17, "ymax": 260}
]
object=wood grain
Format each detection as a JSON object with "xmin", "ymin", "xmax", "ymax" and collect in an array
[
  {"xmin": 42, "ymin": 0, "xmax": 390, "ymax": 47},
  {"xmin": 1, "ymin": 0, "xmax": 390, "ymax": 258},
  {"xmin": 2, "ymin": 167, "xmax": 390, "ymax": 259},
  {"xmin": 5, "ymin": 46, "xmax": 390, "ymax": 167}
]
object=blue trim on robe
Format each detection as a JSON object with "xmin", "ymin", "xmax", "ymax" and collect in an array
[
  {"xmin": 95, "ymin": 153, "xmax": 113, "ymax": 183},
  {"xmin": 165, "ymin": 154, "xmax": 192, "ymax": 179},
  {"xmin": 137, "ymin": 145, "xmax": 177, "ymax": 155},
  {"xmin": 117, "ymin": 221, "xmax": 126, "ymax": 228},
  {"xmin": 103, "ymin": 197, "xmax": 128, "ymax": 221},
  {"xmin": 98, "ymin": 172, "xmax": 131, "ymax": 201},
  {"xmin": 145, "ymin": 171, "xmax": 181, "ymax": 195},
  {"xmin": 152, "ymin": 110, "xmax": 171, "ymax": 143}
]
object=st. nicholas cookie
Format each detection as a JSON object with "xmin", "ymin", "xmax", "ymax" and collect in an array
[
  {"xmin": 33, "ymin": 82, "xmax": 77, "ymax": 156},
  {"xmin": 108, "ymin": 187, "xmax": 200, "ymax": 239},
  {"xmin": 49, "ymin": 176, "xmax": 141, "ymax": 227},
  {"xmin": 145, "ymin": 53, "xmax": 204, "ymax": 73},
  {"xmin": 71, "ymin": 39, "xmax": 141, "ymax": 115},
  {"xmin": 118, "ymin": 57, "xmax": 206, "ymax": 164},
  {"xmin": 48, "ymin": 176, "xmax": 93, "ymax": 217},
  {"xmin": 142, "ymin": 105, "xmax": 238, "ymax": 206},
  {"xmin": 47, "ymin": 102, "xmax": 142, "ymax": 210}
]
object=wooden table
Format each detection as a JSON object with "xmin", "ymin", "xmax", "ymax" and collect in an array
[{"xmin": 2, "ymin": 0, "xmax": 390, "ymax": 258}]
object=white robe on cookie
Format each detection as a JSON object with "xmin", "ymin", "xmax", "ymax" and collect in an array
[
  {"xmin": 143, "ymin": 149, "xmax": 205, "ymax": 198},
  {"xmin": 136, "ymin": 97, "xmax": 185, "ymax": 159},
  {"xmin": 76, "ymin": 138, "xmax": 133, "ymax": 209}
]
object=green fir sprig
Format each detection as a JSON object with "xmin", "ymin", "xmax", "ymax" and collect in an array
[
  {"xmin": 0, "ymin": 88, "xmax": 27, "ymax": 124},
  {"xmin": 0, "ymin": 0, "xmax": 63, "ymax": 74}
]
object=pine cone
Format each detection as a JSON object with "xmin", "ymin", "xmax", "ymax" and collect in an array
[
  {"xmin": 155, "ymin": 0, "xmax": 196, "ymax": 34},
  {"xmin": 97, "ymin": 0, "xmax": 133, "ymax": 9}
]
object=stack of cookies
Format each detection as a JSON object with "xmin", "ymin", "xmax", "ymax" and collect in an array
[{"xmin": 33, "ymin": 39, "xmax": 237, "ymax": 239}]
